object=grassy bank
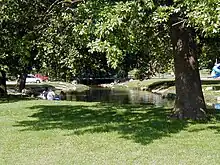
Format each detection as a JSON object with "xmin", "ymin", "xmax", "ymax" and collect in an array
[
  {"xmin": 7, "ymin": 81, "xmax": 90, "ymax": 95},
  {"xmin": 113, "ymin": 79, "xmax": 220, "ymax": 103},
  {"xmin": 114, "ymin": 79, "xmax": 220, "ymax": 89},
  {"xmin": 1, "ymin": 100, "xmax": 220, "ymax": 164}
]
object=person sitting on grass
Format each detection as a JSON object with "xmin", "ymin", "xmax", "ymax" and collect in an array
[
  {"xmin": 40, "ymin": 87, "xmax": 48, "ymax": 100},
  {"xmin": 59, "ymin": 91, "xmax": 66, "ymax": 100},
  {"xmin": 47, "ymin": 88, "xmax": 55, "ymax": 100}
]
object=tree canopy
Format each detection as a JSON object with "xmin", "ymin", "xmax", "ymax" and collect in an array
[
  {"xmin": 0, "ymin": 0, "xmax": 219, "ymax": 119},
  {"xmin": 1, "ymin": 0, "xmax": 219, "ymax": 76}
]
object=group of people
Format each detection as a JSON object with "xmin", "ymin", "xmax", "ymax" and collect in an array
[
  {"xmin": 39, "ymin": 87, "xmax": 66, "ymax": 101},
  {"xmin": 40, "ymin": 87, "xmax": 56, "ymax": 100}
]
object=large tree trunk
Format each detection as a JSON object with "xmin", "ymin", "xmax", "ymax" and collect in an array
[
  {"xmin": 0, "ymin": 70, "xmax": 8, "ymax": 98},
  {"xmin": 18, "ymin": 73, "xmax": 27, "ymax": 92},
  {"xmin": 170, "ymin": 19, "xmax": 206, "ymax": 120}
]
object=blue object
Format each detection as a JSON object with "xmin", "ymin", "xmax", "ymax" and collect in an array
[
  {"xmin": 54, "ymin": 97, "xmax": 60, "ymax": 100},
  {"xmin": 212, "ymin": 65, "xmax": 220, "ymax": 78},
  {"xmin": 213, "ymin": 66, "xmax": 220, "ymax": 72},
  {"xmin": 214, "ymin": 104, "xmax": 220, "ymax": 110}
]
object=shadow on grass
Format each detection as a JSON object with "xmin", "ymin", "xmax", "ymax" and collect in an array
[
  {"xmin": 15, "ymin": 103, "xmax": 189, "ymax": 145},
  {"xmin": 206, "ymin": 110, "xmax": 220, "ymax": 134},
  {"xmin": 0, "ymin": 95, "xmax": 36, "ymax": 104},
  {"xmin": 185, "ymin": 109, "xmax": 220, "ymax": 133}
]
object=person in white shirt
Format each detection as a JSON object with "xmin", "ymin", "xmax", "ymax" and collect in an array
[{"xmin": 47, "ymin": 88, "xmax": 55, "ymax": 100}]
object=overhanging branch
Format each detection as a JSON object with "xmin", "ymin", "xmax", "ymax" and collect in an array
[
  {"xmin": 43, "ymin": 0, "xmax": 83, "ymax": 20},
  {"xmin": 172, "ymin": 20, "xmax": 185, "ymax": 27}
]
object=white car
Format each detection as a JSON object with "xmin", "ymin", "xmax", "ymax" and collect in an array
[{"xmin": 26, "ymin": 75, "xmax": 42, "ymax": 83}]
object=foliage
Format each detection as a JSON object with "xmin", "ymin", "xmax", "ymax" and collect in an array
[
  {"xmin": 1, "ymin": 0, "xmax": 219, "ymax": 80},
  {"xmin": 0, "ymin": 0, "xmax": 53, "ymax": 75},
  {"xmin": 73, "ymin": 0, "xmax": 173, "ymax": 73},
  {"xmin": 199, "ymin": 38, "xmax": 220, "ymax": 69},
  {"xmin": 185, "ymin": 0, "xmax": 220, "ymax": 37},
  {"xmin": 71, "ymin": 0, "xmax": 219, "ymax": 77}
]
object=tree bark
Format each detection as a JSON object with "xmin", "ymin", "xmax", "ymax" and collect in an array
[
  {"xmin": 18, "ymin": 73, "xmax": 27, "ymax": 92},
  {"xmin": 0, "ymin": 70, "xmax": 8, "ymax": 98},
  {"xmin": 170, "ymin": 18, "xmax": 206, "ymax": 120}
]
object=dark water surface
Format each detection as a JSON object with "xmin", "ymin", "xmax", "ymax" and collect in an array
[{"xmin": 66, "ymin": 86, "xmax": 174, "ymax": 107}]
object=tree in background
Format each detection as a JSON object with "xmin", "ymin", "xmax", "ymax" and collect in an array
[
  {"xmin": 0, "ymin": 0, "xmax": 55, "ymax": 91},
  {"xmin": 1, "ymin": 0, "xmax": 219, "ymax": 120},
  {"xmin": 72, "ymin": 0, "xmax": 219, "ymax": 119}
]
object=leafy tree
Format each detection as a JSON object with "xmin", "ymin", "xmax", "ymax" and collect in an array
[
  {"xmin": 0, "ymin": 0, "xmax": 50, "ymax": 91},
  {"xmin": 1, "ymin": 0, "xmax": 219, "ymax": 120},
  {"xmin": 73, "ymin": 0, "xmax": 220, "ymax": 119},
  {"xmin": 0, "ymin": 0, "xmax": 72, "ymax": 91},
  {"xmin": 168, "ymin": 0, "xmax": 219, "ymax": 119}
]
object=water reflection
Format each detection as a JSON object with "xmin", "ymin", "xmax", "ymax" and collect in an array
[
  {"xmin": 128, "ymin": 90, "xmax": 173, "ymax": 107},
  {"xmin": 66, "ymin": 87, "xmax": 174, "ymax": 107}
]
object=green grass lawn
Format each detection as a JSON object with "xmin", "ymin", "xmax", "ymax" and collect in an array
[{"xmin": 1, "ymin": 100, "xmax": 220, "ymax": 164}]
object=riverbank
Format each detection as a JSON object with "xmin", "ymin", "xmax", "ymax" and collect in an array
[
  {"xmin": 6, "ymin": 81, "xmax": 89, "ymax": 96},
  {"xmin": 111, "ymin": 78, "xmax": 220, "ymax": 89},
  {"xmin": 108, "ymin": 78, "xmax": 220, "ymax": 104},
  {"xmin": 5, "ymin": 79, "xmax": 220, "ymax": 104}
]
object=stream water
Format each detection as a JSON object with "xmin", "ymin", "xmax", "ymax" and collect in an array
[{"xmin": 65, "ymin": 86, "xmax": 174, "ymax": 107}]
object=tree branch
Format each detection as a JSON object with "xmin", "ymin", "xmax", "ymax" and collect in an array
[
  {"xmin": 172, "ymin": 20, "xmax": 185, "ymax": 27},
  {"xmin": 45, "ymin": 0, "xmax": 61, "ymax": 16},
  {"xmin": 44, "ymin": 0, "xmax": 83, "ymax": 20}
]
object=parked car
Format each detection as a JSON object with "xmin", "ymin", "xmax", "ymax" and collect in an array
[
  {"xmin": 26, "ymin": 74, "xmax": 42, "ymax": 83},
  {"xmin": 35, "ymin": 74, "xmax": 49, "ymax": 82}
]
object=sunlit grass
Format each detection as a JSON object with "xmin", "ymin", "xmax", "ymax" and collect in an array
[{"xmin": 1, "ymin": 100, "xmax": 220, "ymax": 164}]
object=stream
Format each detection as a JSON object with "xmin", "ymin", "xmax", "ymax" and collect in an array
[{"xmin": 65, "ymin": 86, "xmax": 174, "ymax": 107}]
